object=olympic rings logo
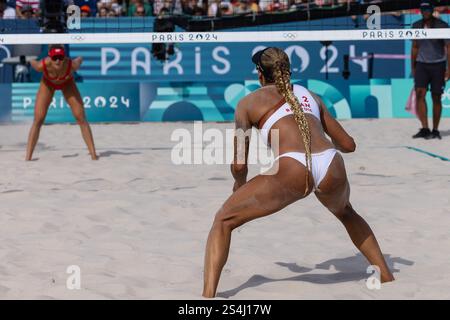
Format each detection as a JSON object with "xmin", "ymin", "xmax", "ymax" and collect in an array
[
  {"xmin": 283, "ymin": 33, "xmax": 297, "ymax": 40},
  {"xmin": 70, "ymin": 35, "xmax": 85, "ymax": 41}
]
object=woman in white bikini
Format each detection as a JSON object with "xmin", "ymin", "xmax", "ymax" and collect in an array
[{"xmin": 202, "ymin": 47, "xmax": 394, "ymax": 298}]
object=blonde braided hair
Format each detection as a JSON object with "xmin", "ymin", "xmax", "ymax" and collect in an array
[{"xmin": 259, "ymin": 48, "xmax": 312, "ymax": 195}]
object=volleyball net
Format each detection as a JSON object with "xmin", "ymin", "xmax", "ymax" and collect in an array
[
  {"xmin": 0, "ymin": 0, "xmax": 448, "ymax": 44},
  {"xmin": 1, "ymin": 0, "xmax": 449, "ymax": 124}
]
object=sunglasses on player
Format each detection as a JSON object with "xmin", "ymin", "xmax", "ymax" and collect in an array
[{"xmin": 51, "ymin": 55, "xmax": 65, "ymax": 61}]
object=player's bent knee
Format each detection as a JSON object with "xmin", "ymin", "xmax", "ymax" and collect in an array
[
  {"xmin": 213, "ymin": 210, "xmax": 241, "ymax": 232},
  {"xmin": 334, "ymin": 203, "xmax": 354, "ymax": 222}
]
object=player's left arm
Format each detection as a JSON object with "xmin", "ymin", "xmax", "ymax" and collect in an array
[
  {"xmin": 231, "ymin": 98, "xmax": 252, "ymax": 192},
  {"xmin": 71, "ymin": 57, "xmax": 83, "ymax": 72}
]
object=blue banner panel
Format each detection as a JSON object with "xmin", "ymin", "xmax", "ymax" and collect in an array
[
  {"xmin": 140, "ymin": 79, "xmax": 450, "ymax": 121},
  {"xmin": 140, "ymin": 82, "xmax": 235, "ymax": 122},
  {"xmin": 0, "ymin": 83, "xmax": 12, "ymax": 122},
  {"xmin": 11, "ymin": 82, "xmax": 140, "ymax": 123},
  {"xmin": 7, "ymin": 79, "xmax": 450, "ymax": 123},
  {"xmin": 71, "ymin": 41, "xmax": 404, "ymax": 82}
]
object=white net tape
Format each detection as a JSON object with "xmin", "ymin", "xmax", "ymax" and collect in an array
[{"xmin": 0, "ymin": 28, "xmax": 448, "ymax": 45}]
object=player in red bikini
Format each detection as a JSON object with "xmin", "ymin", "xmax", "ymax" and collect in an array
[{"xmin": 26, "ymin": 44, "xmax": 98, "ymax": 161}]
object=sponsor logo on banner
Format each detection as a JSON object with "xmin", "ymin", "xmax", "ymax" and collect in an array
[
  {"xmin": 151, "ymin": 33, "xmax": 219, "ymax": 43},
  {"xmin": 283, "ymin": 33, "xmax": 297, "ymax": 40},
  {"xmin": 362, "ymin": 29, "xmax": 428, "ymax": 40},
  {"xmin": 11, "ymin": 83, "xmax": 140, "ymax": 123},
  {"xmin": 95, "ymin": 44, "xmax": 387, "ymax": 80},
  {"xmin": 70, "ymin": 35, "xmax": 85, "ymax": 41}
]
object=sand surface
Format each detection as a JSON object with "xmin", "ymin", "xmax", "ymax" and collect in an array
[{"xmin": 0, "ymin": 119, "xmax": 449, "ymax": 299}]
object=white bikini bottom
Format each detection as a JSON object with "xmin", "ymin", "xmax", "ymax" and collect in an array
[{"xmin": 276, "ymin": 149, "xmax": 338, "ymax": 187}]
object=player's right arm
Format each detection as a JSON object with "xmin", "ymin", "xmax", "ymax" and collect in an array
[
  {"xmin": 231, "ymin": 96, "xmax": 252, "ymax": 191},
  {"xmin": 310, "ymin": 92, "xmax": 356, "ymax": 153},
  {"xmin": 30, "ymin": 59, "xmax": 44, "ymax": 73}
]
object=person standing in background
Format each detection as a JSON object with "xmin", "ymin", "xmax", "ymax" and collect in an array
[
  {"xmin": 74, "ymin": 0, "xmax": 98, "ymax": 16},
  {"xmin": 0, "ymin": 0, "xmax": 16, "ymax": 18},
  {"xmin": 80, "ymin": 5, "xmax": 91, "ymax": 17},
  {"xmin": 15, "ymin": 0, "xmax": 40, "ymax": 18},
  {"xmin": 411, "ymin": 1, "xmax": 450, "ymax": 140},
  {"xmin": 128, "ymin": 0, "xmax": 153, "ymax": 16}
]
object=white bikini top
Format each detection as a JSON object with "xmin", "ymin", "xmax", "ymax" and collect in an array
[{"xmin": 258, "ymin": 84, "xmax": 321, "ymax": 145}]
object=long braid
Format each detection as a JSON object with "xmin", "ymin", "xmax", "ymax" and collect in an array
[{"xmin": 273, "ymin": 61, "xmax": 312, "ymax": 195}]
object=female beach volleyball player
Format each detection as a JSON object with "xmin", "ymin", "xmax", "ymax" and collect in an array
[
  {"xmin": 25, "ymin": 44, "xmax": 98, "ymax": 161},
  {"xmin": 203, "ymin": 47, "xmax": 394, "ymax": 297}
]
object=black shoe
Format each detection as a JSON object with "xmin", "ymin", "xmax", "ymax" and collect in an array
[
  {"xmin": 412, "ymin": 128, "xmax": 431, "ymax": 139},
  {"xmin": 426, "ymin": 129, "xmax": 442, "ymax": 140}
]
